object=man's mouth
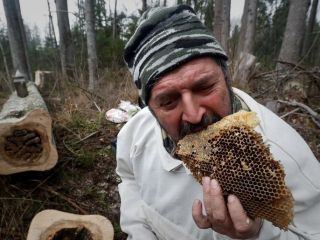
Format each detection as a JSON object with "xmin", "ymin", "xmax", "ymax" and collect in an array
[{"xmin": 178, "ymin": 114, "xmax": 221, "ymax": 139}]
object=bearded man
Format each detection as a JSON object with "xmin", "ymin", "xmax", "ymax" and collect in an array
[{"xmin": 116, "ymin": 5, "xmax": 320, "ymax": 240}]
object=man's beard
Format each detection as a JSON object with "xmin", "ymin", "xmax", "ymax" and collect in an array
[{"xmin": 178, "ymin": 113, "xmax": 221, "ymax": 140}]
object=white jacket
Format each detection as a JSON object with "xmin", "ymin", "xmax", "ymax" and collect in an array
[{"xmin": 116, "ymin": 88, "xmax": 320, "ymax": 240}]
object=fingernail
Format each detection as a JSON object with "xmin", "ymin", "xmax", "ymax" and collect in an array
[
  {"xmin": 246, "ymin": 218, "xmax": 250, "ymax": 225},
  {"xmin": 228, "ymin": 195, "xmax": 236, "ymax": 203},
  {"xmin": 211, "ymin": 179, "xmax": 219, "ymax": 189}
]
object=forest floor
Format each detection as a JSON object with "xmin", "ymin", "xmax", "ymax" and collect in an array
[{"xmin": 0, "ymin": 66, "xmax": 319, "ymax": 240}]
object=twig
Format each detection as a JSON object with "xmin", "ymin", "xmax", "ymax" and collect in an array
[
  {"xmin": 278, "ymin": 100, "xmax": 320, "ymax": 120},
  {"xmin": 278, "ymin": 100, "xmax": 320, "ymax": 128},
  {"xmin": 40, "ymin": 186, "xmax": 89, "ymax": 214},
  {"xmin": 75, "ymin": 130, "xmax": 100, "ymax": 144},
  {"xmin": 63, "ymin": 139, "xmax": 79, "ymax": 156},
  {"xmin": 93, "ymin": 101, "xmax": 102, "ymax": 112},
  {"xmin": 280, "ymin": 108, "xmax": 300, "ymax": 119}
]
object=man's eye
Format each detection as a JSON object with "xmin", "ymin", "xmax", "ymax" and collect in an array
[{"xmin": 160, "ymin": 100, "xmax": 176, "ymax": 109}]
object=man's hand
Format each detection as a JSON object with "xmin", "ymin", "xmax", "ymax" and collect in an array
[{"xmin": 192, "ymin": 177, "xmax": 262, "ymax": 239}]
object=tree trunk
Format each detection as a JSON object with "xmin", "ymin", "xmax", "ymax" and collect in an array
[
  {"xmin": 0, "ymin": 81, "xmax": 58, "ymax": 175},
  {"xmin": 142, "ymin": 0, "xmax": 147, "ymax": 13},
  {"xmin": 277, "ymin": 0, "xmax": 310, "ymax": 70},
  {"xmin": 112, "ymin": 0, "xmax": 117, "ymax": 39},
  {"xmin": 236, "ymin": 0, "xmax": 258, "ymax": 58},
  {"xmin": 233, "ymin": 52, "xmax": 256, "ymax": 89},
  {"xmin": 2, "ymin": 0, "xmax": 32, "ymax": 81},
  {"xmin": 47, "ymin": 0, "xmax": 58, "ymax": 48},
  {"xmin": 0, "ymin": 39, "xmax": 12, "ymax": 91},
  {"xmin": 302, "ymin": 0, "xmax": 318, "ymax": 57},
  {"xmin": 85, "ymin": 0, "xmax": 98, "ymax": 91},
  {"xmin": 163, "ymin": 0, "xmax": 167, "ymax": 6},
  {"xmin": 213, "ymin": 0, "xmax": 231, "ymax": 53},
  {"xmin": 55, "ymin": 0, "xmax": 75, "ymax": 77}
]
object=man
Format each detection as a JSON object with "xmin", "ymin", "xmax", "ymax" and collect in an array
[{"xmin": 116, "ymin": 5, "xmax": 320, "ymax": 240}]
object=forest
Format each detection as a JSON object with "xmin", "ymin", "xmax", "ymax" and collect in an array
[{"xmin": 0, "ymin": 0, "xmax": 319, "ymax": 239}]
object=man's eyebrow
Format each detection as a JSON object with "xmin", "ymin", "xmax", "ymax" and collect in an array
[
  {"xmin": 191, "ymin": 73, "xmax": 219, "ymax": 88},
  {"xmin": 154, "ymin": 90, "xmax": 178, "ymax": 103}
]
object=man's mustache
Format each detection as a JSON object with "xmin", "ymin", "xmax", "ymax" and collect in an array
[{"xmin": 178, "ymin": 114, "xmax": 221, "ymax": 139}]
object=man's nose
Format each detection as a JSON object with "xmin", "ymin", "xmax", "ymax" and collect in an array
[{"xmin": 181, "ymin": 94, "xmax": 205, "ymax": 124}]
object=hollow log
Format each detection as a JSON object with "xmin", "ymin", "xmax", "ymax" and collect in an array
[
  {"xmin": 27, "ymin": 210, "xmax": 114, "ymax": 240},
  {"xmin": 0, "ymin": 81, "xmax": 58, "ymax": 175}
]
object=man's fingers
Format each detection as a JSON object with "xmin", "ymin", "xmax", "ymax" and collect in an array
[
  {"xmin": 202, "ymin": 177, "xmax": 228, "ymax": 224},
  {"xmin": 227, "ymin": 194, "xmax": 254, "ymax": 233},
  {"xmin": 192, "ymin": 199, "xmax": 211, "ymax": 229}
]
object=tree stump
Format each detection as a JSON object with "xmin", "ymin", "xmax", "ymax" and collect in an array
[
  {"xmin": 233, "ymin": 52, "xmax": 257, "ymax": 89},
  {"xmin": 0, "ymin": 81, "xmax": 58, "ymax": 175},
  {"xmin": 27, "ymin": 210, "xmax": 114, "ymax": 240}
]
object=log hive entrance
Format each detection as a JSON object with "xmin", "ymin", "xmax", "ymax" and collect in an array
[
  {"xmin": 0, "ymin": 82, "xmax": 58, "ymax": 174},
  {"xmin": 50, "ymin": 226, "xmax": 93, "ymax": 240},
  {"xmin": 27, "ymin": 210, "xmax": 114, "ymax": 240},
  {"xmin": 4, "ymin": 128, "xmax": 43, "ymax": 165}
]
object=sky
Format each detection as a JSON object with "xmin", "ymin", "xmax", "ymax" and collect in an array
[{"xmin": 0, "ymin": 0, "xmax": 246, "ymax": 41}]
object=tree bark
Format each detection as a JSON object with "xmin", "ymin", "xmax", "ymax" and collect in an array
[
  {"xmin": 2, "ymin": 0, "xmax": 32, "ymax": 81},
  {"xmin": 85, "ymin": 0, "xmax": 98, "ymax": 91},
  {"xmin": 0, "ymin": 82, "xmax": 58, "ymax": 175},
  {"xmin": 277, "ymin": 0, "xmax": 310, "ymax": 70},
  {"xmin": 142, "ymin": 0, "xmax": 147, "ymax": 13},
  {"xmin": 213, "ymin": 0, "xmax": 231, "ymax": 53},
  {"xmin": 112, "ymin": 0, "xmax": 118, "ymax": 39},
  {"xmin": 47, "ymin": 0, "xmax": 58, "ymax": 48},
  {"xmin": 236, "ymin": 0, "xmax": 258, "ymax": 58},
  {"xmin": 302, "ymin": 0, "xmax": 318, "ymax": 57},
  {"xmin": 233, "ymin": 52, "xmax": 257, "ymax": 89},
  {"xmin": 55, "ymin": 0, "xmax": 75, "ymax": 77}
]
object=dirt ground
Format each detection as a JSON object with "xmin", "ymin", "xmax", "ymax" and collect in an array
[{"xmin": 0, "ymin": 67, "xmax": 319, "ymax": 239}]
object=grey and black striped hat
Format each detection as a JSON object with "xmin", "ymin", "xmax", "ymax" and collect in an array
[{"xmin": 124, "ymin": 5, "xmax": 228, "ymax": 105}]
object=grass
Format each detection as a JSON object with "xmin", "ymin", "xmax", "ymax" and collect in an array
[{"xmin": 0, "ymin": 67, "xmax": 133, "ymax": 240}]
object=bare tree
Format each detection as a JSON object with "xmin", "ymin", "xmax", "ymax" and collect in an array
[
  {"xmin": 85, "ymin": 0, "xmax": 98, "ymax": 91},
  {"xmin": 277, "ymin": 0, "xmax": 310, "ymax": 70},
  {"xmin": 302, "ymin": 0, "xmax": 318, "ymax": 57},
  {"xmin": 112, "ymin": 0, "xmax": 118, "ymax": 39},
  {"xmin": 213, "ymin": 0, "xmax": 231, "ymax": 53},
  {"xmin": 2, "ymin": 0, "xmax": 32, "ymax": 81},
  {"xmin": 142, "ymin": 0, "xmax": 147, "ymax": 13},
  {"xmin": 46, "ymin": 0, "xmax": 58, "ymax": 48},
  {"xmin": 236, "ymin": 0, "xmax": 258, "ymax": 57},
  {"xmin": 55, "ymin": 0, "xmax": 75, "ymax": 77}
]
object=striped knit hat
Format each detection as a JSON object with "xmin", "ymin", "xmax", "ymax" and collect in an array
[{"xmin": 124, "ymin": 5, "xmax": 228, "ymax": 105}]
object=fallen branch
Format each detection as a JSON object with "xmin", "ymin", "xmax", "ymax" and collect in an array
[
  {"xmin": 40, "ymin": 186, "xmax": 89, "ymax": 214},
  {"xmin": 75, "ymin": 130, "xmax": 100, "ymax": 144},
  {"xmin": 278, "ymin": 100, "xmax": 320, "ymax": 128},
  {"xmin": 280, "ymin": 108, "xmax": 300, "ymax": 119}
]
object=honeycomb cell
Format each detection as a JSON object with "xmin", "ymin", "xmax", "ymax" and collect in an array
[{"xmin": 175, "ymin": 110, "xmax": 294, "ymax": 230}]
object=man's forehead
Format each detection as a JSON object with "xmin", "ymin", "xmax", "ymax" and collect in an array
[{"xmin": 158, "ymin": 57, "xmax": 222, "ymax": 81}]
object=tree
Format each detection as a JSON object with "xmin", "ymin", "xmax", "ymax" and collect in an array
[
  {"xmin": 85, "ymin": 0, "xmax": 98, "ymax": 91},
  {"xmin": 141, "ymin": 0, "xmax": 147, "ymax": 14},
  {"xmin": 302, "ymin": 0, "xmax": 319, "ymax": 58},
  {"xmin": 236, "ymin": 0, "xmax": 258, "ymax": 57},
  {"xmin": 277, "ymin": 0, "xmax": 310, "ymax": 69},
  {"xmin": 213, "ymin": 0, "xmax": 231, "ymax": 53},
  {"xmin": 55, "ymin": 0, "xmax": 75, "ymax": 77},
  {"xmin": 2, "ymin": 0, "xmax": 32, "ymax": 81},
  {"xmin": 112, "ymin": 0, "xmax": 118, "ymax": 39}
]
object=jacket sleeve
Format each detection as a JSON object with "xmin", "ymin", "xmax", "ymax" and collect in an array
[{"xmin": 116, "ymin": 122, "xmax": 158, "ymax": 240}]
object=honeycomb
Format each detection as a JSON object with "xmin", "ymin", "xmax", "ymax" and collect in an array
[{"xmin": 175, "ymin": 110, "xmax": 294, "ymax": 230}]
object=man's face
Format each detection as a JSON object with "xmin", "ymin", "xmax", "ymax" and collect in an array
[{"xmin": 148, "ymin": 57, "xmax": 232, "ymax": 141}]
